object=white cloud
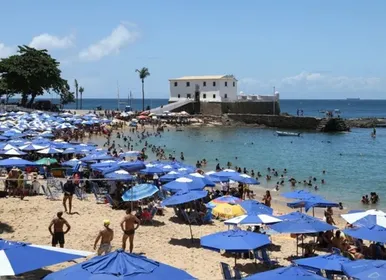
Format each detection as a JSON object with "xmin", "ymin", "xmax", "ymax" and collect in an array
[
  {"xmin": 240, "ymin": 71, "xmax": 384, "ymax": 94},
  {"xmin": 29, "ymin": 33, "xmax": 75, "ymax": 50},
  {"xmin": 78, "ymin": 23, "xmax": 139, "ymax": 61},
  {"xmin": 0, "ymin": 43, "xmax": 15, "ymax": 58}
]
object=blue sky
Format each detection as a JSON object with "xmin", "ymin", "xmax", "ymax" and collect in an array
[{"xmin": 1, "ymin": 0, "xmax": 385, "ymax": 99}]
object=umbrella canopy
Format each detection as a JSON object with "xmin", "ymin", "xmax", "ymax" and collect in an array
[
  {"xmin": 35, "ymin": 157, "xmax": 58, "ymax": 166},
  {"xmin": 62, "ymin": 158, "xmax": 82, "ymax": 167},
  {"xmin": 212, "ymin": 195, "xmax": 242, "ymax": 204},
  {"xmin": 105, "ymin": 169, "xmax": 133, "ymax": 181},
  {"xmin": 37, "ymin": 146, "xmax": 64, "ymax": 154},
  {"xmin": 293, "ymin": 253, "xmax": 352, "ymax": 272},
  {"xmin": 187, "ymin": 173, "xmax": 215, "ymax": 187},
  {"xmin": 245, "ymin": 265, "xmax": 326, "ymax": 280},
  {"xmin": 139, "ymin": 165, "xmax": 165, "ymax": 175},
  {"xmin": 118, "ymin": 160, "xmax": 147, "ymax": 172},
  {"xmin": 224, "ymin": 213, "xmax": 282, "ymax": 226},
  {"xmin": 121, "ymin": 184, "xmax": 159, "ymax": 201},
  {"xmin": 341, "ymin": 210, "xmax": 386, "ymax": 227},
  {"xmin": 240, "ymin": 200, "xmax": 273, "ymax": 215},
  {"xmin": 212, "ymin": 203, "xmax": 246, "ymax": 219},
  {"xmin": 43, "ymin": 249, "xmax": 195, "ymax": 280},
  {"xmin": 270, "ymin": 213, "xmax": 336, "ymax": 234},
  {"xmin": 212, "ymin": 169, "xmax": 238, "ymax": 178},
  {"xmin": 19, "ymin": 143, "xmax": 47, "ymax": 151},
  {"xmin": 160, "ymin": 171, "xmax": 182, "ymax": 182},
  {"xmin": 201, "ymin": 229, "xmax": 270, "ymax": 253},
  {"xmin": 0, "ymin": 157, "xmax": 37, "ymax": 167},
  {"xmin": 1, "ymin": 149, "xmax": 27, "ymax": 156},
  {"xmin": 80, "ymin": 153, "xmax": 115, "ymax": 162},
  {"xmin": 282, "ymin": 190, "xmax": 316, "ymax": 200},
  {"xmin": 0, "ymin": 238, "xmax": 92, "ymax": 276},
  {"xmin": 353, "ymin": 215, "xmax": 386, "ymax": 228},
  {"xmin": 229, "ymin": 173, "xmax": 259, "ymax": 185},
  {"xmin": 287, "ymin": 196, "xmax": 339, "ymax": 212},
  {"xmin": 161, "ymin": 190, "xmax": 208, "ymax": 207},
  {"xmin": 343, "ymin": 224, "xmax": 386, "ymax": 243},
  {"xmin": 342, "ymin": 259, "xmax": 386, "ymax": 280},
  {"xmin": 162, "ymin": 177, "xmax": 206, "ymax": 192}
]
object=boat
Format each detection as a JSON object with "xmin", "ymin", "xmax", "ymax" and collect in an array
[{"xmin": 276, "ymin": 131, "xmax": 301, "ymax": 137}]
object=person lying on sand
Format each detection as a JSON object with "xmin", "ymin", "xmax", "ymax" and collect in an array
[
  {"xmin": 121, "ymin": 209, "xmax": 140, "ymax": 253},
  {"xmin": 48, "ymin": 211, "xmax": 71, "ymax": 248},
  {"xmin": 94, "ymin": 220, "xmax": 114, "ymax": 255}
]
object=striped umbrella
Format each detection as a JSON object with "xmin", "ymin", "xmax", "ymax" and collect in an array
[{"xmin": 121, "ymin": 184, "xmax": 159, "ymax": 201}]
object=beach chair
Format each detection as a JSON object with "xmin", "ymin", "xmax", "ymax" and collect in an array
[
  {"xmin": 181, "ymin": 210, "xmax": 199, "ymax": 225},
  {"xmin": 219, "ymin": 262, "xmax": 233, "ymax": 280},
  {"xmin": 105, "ymin": 194, "xmax": 124, "ymax": 209},
  {"xmin": 91, "ymin": 185, "xmax": 105, "ymax": 204},
  {"xmin": 253, "ymin": 247, "xmax": 278, "ymax": 267},
  {"xmin": 75, "ymin": 186, "xmax": 88, "ymax": 201},
  {"xmin": 202, "ymin": 208, "xmax": 213, "ymax": 224},
  {"xmin": 142, "ymin": 207, "xmax": 158, "ymax": 225},
  {"xmin": 44, "ymin": 185, "xmax": 60, "ymax": 200}
]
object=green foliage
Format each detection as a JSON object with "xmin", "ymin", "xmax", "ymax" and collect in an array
[
  {"xmin": 135, "ymin": 67, "xmax": 150, "ymax": 111},
  {"xmin": 0, "ymin": 45, "xmax": 69, "ymax": 107},
  {"xmin": 79, "ymin": 86, "xmax": 84, "ymax": 109}
]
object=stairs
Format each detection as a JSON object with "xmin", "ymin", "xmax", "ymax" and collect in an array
[
  {"xmin": 149, "ymin": 99, "xmax": 194, "ymax": 115},
  {"xmin": 316, "ymin": 118, "xmax": 329, "ymax": 131}
]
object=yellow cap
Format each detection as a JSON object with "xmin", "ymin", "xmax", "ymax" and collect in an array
[{"xmin": 103, "ymin": 219, "xmax": 110, "ymax": 226}]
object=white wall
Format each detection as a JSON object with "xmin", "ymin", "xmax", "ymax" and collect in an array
[{"xmin": 169, "ymin": 78, "xmax": 237, "ymax": 102}]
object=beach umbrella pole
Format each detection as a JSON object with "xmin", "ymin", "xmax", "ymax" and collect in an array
[{"xmin": 188, "ymin": 222, "xmax": 193, "ymax": 242}]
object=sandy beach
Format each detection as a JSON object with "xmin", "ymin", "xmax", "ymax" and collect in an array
[{"xmin": 0, "ymin": 185, "xmax": 348, "ymax": 279}]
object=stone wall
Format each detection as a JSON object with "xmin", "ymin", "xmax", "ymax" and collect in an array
[
  {"xmin": 227, "ymin": 114, "xmax": 321, "ymax": 130},
  {"xmin": 222, "ymin": 101, "xmax": 280, "ymax": 115}
]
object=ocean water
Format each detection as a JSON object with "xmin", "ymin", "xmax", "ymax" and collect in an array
[
  {"xmin": 143, "ymin": 126, "xmax": 385, "ymax": 210},
  {"xmin": 60, "ymin": 98, "xmax": 386, "ymax": 119}
]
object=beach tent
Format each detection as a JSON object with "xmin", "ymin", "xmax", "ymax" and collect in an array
[
  {"xmin": 121, "ymin": 184, "xmax": 159, "ymax": 201},
  {"xmin": 0, "ymin": 238, "xmax": 92, "ymax": 276},
  {"xmin": 240, "ymin": 200, "xmax": 273, "ymax": 215},
  {"xmin": 201, "ymin": 229, "xmax": 270, "ymax": 264},
  {"xmin": 0, "ymin": 157, "xmax": 37, "ymax": 167},
  {"xmin": 43, "ymin": 249, "xmax": 195, "ymax": 279},
  {"xmin": 162, "ymin": 177, "xmax": 206, "ymax": 192},
  {"xmin": 293, "ymin": 253, "xmax": 352, "ymax": 273},
  {"xmin": 244, "ymin": 265, "xmax": 326, "ymax": 280},
  {"xmin": 342, "ymin": 259, "xmax": 386, "ymax": 280}
]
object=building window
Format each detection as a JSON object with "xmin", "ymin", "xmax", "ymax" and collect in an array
[
  {"xmin": 233, "ymin": 81, "xmax": 235, "ymax": 87},
  {"xmin": 224, "ymin": 94, "xmax": 228, "ymax": 98},
  {"xmin": 203, "ymin": 81, "xmax": 206, "ymax": 87},
  {"xmin": 186, "ymin": 82, "xmax": 190, "ymax": 87},
  {"xmin": 203, "ymin": 94, "xmax": 206, "ymax": 99},
  {"xmin": 187, "ymin": 93, "xmax": 191, "ymax": 98},
  {"xmin": 225, "ymin": 81, "xmax": 228, "ymax": 87},
  {"xmin": 177, "ymin": 94, "xmax": 180, "ymax": 98},
  {"xmin": 213, "ymin": 94, "xmax": 216, "ymax": 99},
  {"xmin": 174, "ymin": 82, "xmax": 178, "ymax": 87},
  {"xmin": 213, "ymin": 81, "xmax": 216, "ymax": 86}
]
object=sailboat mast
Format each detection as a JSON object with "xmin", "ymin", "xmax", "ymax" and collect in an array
[{"xmin": 117, "ymin": 81, "xmax": 120, "ymax": 111}]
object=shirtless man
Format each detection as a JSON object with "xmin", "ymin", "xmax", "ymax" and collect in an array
[
  {"xmin": 48, "ymin": 211, "xmax": 71, "ymax": 248},
  {"xmin": 120, "ymin": 209, "xmax": 140, "ymax": 253},
  {"xmin": 94, "ymin": 220, "xmax": 114, "ymax": 255},
  {"xmin": 63, "ymin": 180, "xmax": 75, "ymax": 214}
]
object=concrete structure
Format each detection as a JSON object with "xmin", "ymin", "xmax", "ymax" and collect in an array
[{"xmin": 169, "ymin": 75, "xmax": 238, "ymax": 102}]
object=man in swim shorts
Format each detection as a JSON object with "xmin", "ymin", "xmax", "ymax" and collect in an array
[
  {"xmin": 48, "ymin": 211, "xmax": 71, "ymax": 248},
  {"xmin": 62, "ymin": 179, "xmax": 75, "ymax": 214},
  {"xmin": 121, "ymin": 209, "xmax": 140, "ymax": 252},
  {"xmin": 94, "ymin": 220, "xmax": 114, "ymax": 255}
]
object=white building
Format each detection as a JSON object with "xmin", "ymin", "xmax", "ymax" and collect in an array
[{"xmin": 169, "ymin": 75, "xmax": 238, "ymax": 102}]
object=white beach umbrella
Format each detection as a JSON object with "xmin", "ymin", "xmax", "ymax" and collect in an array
[
  {"xmin": 341, "ymin": 209, "xmax": 386, "ymax": 227},
  {"xmin": 3, "ymin": 149, "xmax": 27, "ymax": 156},
  {"xmin": 224, "ymin": 214, "xmax": 282, "ymax": 226}
]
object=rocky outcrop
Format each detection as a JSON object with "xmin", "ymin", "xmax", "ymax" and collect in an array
[{"xmin": 345, "ymin": 118, "xmax": 386, "ymax": 128}]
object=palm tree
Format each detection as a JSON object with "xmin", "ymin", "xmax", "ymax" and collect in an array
[
  {"xmin": 74, "ymin": 79, "xmax": 79, "ymax": 109},
  {"xmin": 135, "ymin": 67, "xmax": 150, "ymax": 111},
  {"xmin": 79, "ymin": 86, "xmax": 84, "ymax": 109}
]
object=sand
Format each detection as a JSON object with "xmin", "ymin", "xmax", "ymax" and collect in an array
[{"xmin": 0, "ymin": 188, "xmax": 348, "ymax": 279}]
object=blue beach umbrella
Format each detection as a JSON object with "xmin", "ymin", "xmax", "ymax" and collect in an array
[
  {"xmin": 201, "ymin": 229, "xmax": 270, "ymax": 253},
  {"xmin": 229, "ymin": 173, "xmax": 259, "ymax": 184},
  {"xmin": 341, "ymin": 209, "xmax": 386, "ymax": 227},
  {"xmin": 43, "ymin": 249, "xmax": 195, "ymax": 280},
  {"xmin": 187, "ymin": 173, "xmax": 215, "ymax": 187},
  {"xmin": 122, "ymin": 184, "xmax": 159, "ymax": 201},
  {"xmin": 240, "ymin": 200, "xmax": 273, "ymax": 215},
  {"xmin": 343, "ymin": 224, "xmax": 386, "ymax": 243},
  {"xmin": 1, "ymin": 149, "xmax": 27, "ymax": 156},
  {"xmin": 212, "ymin": 169, "xmax": 238, "ymax": 178},
  {"xmin": 282, "ymin": 190, "xmax": 317, "ymax": 200},
  {"xmin": 19, "ymin": 143, "xmax": 47, "ymax": 151},
  {"xmin": 211, "ymin": 195, "xmax": 242, "ymax": 204},
  {"xmin": 224, "ymin": 213, "xmax": 282, "ymax": 226},
  {"xmin": 245, "ymin": 265, "xmax": 326, "ymax": 280},
  {"xmin": 287, "ymin": 196, "xmax": 339, "ymax": 212},
  {"xmin": 118, "ymin": 160, "xmax": 146, "ymax": 172},
  {"xmin": 162, "ymin": 190, "xmax": 208, "ymax": 207},
  {"xmin": 293, "ymin": 253, "xmax": 352, "ymax": 272},
  {"xmin": 62, "ymin": 158, "xmax": 82, "ymax": 167},
  {"xmin": 160, "ymin": 171, "xmax": 183, "ymax": 182},
  {"xmin": 139, "ymin": 165, "xmax": 164, "ymax": 175},
  {"xmin": 37, "ymin": 146, "xmax": 64, "ymax": 154},
  {"xmin": 0, "ymin": 238, "xmax": 92, "ymax": 276},
  {"xmin": 105, "ymin": 169, "xmax": 133, "ymax": 181},
  {"xmin": 162, "ymin": 177, "xmax": 206, "ymax": 192},
  {"xmin": 80, "ymin": 153, "xmax": 115, "ymax": 162},
  {"xmin": 0, "ymin": 157, "xmax": 37, "ymax": 167},
  {"xmin": 342, "ymin": 259, "xmax": 386, "ymax": 280}
]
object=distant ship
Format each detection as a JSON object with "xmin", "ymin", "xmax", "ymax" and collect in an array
[{"xmin": 346, "ymin": 98, "xmax": 360, "ymax": 100}]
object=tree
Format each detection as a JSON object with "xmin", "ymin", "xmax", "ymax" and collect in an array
[
  {"xmin": 74, "ymin": 79, "xmax": 79, "ymax": 109},
  {"xmin": 0, "ymin": 45, "xmax": 67, "ymax": 107},
  {"xmin": 79, "ymin": 86, "xmax": 84, "ymax": 109},
  {"xmin": 135, "ymin": 67, "xmax": 150, "ymax": 111},
  {"xmin": 0, "ymin": 77, "xmax": 14, "ymax": 102}
]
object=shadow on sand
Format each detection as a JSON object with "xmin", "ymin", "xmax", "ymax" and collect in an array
[
  {"xmin": 140, "ymin": 220, "xmax": 166, "ymax": 227},
  {"xmin": 0, "ymin": 222, "xmax": 14, "ymax": 234},
  {"xmin": 168, "ymin": 237, "xmax": 201, "ymax": 249}
]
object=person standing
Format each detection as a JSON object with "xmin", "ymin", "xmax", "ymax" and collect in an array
[
  {"xmin": 63, "ymin": 179, "xmax": 75, "ymax": 214},
  {"xmin": 48, "ymin": 211, "xmax": 71, "ymax": 248},
  {"xmin": 120, "ymin": 209, "xmax": 140, "ymax": 253},
  {"xmin": 94, "ymin": 220, "xmax": 114, "ymax": 255}
]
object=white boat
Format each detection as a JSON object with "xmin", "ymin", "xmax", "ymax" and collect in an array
[{"xmin": 276, "ymin": 131, "xmax": 301, "ymax": 137}]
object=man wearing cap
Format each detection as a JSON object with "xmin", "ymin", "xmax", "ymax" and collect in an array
[{"xmin": 94, "ymin": 220, "xmax": 114, "ymax": 255}]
